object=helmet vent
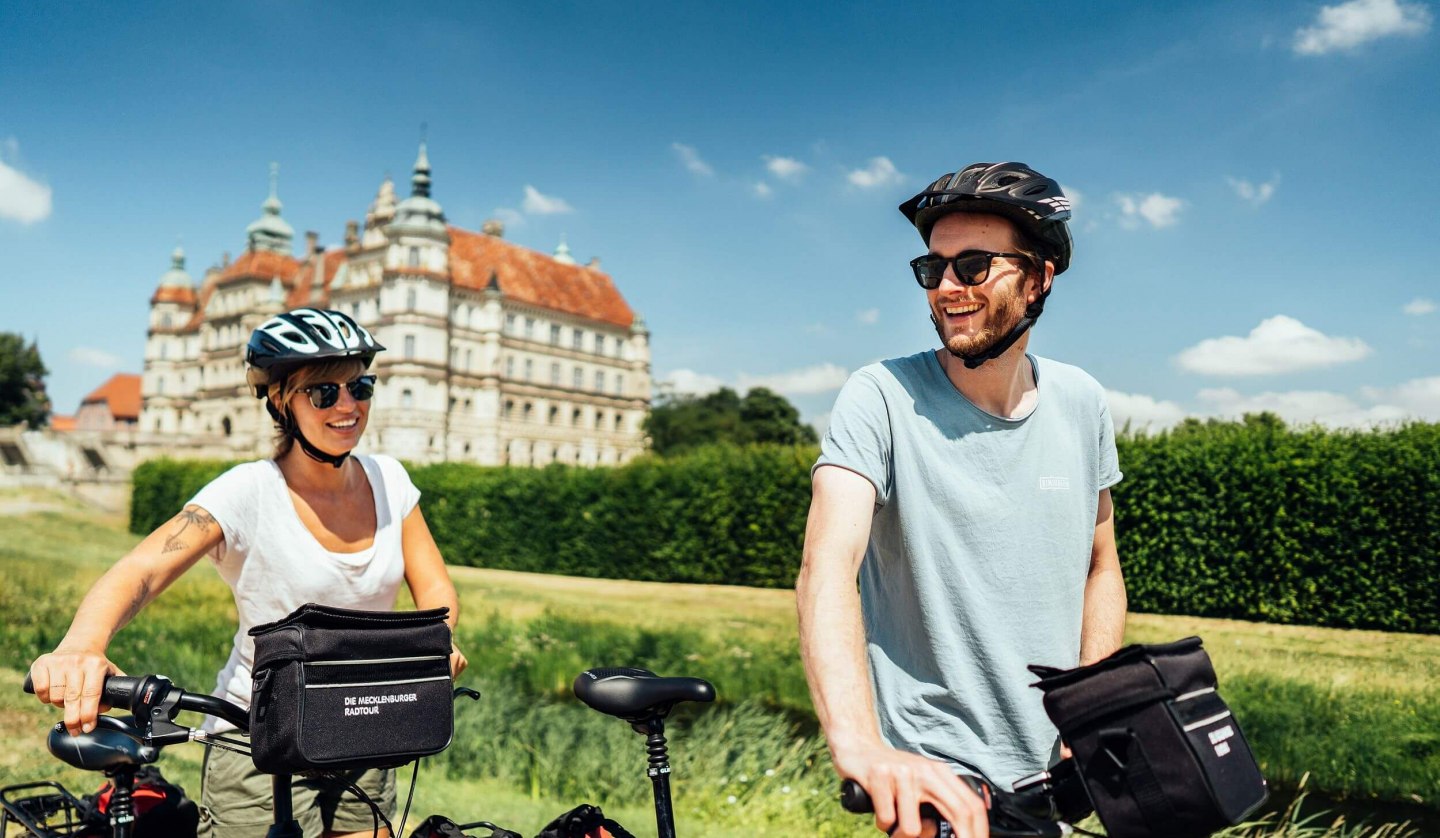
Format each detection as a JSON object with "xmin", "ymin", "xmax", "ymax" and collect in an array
[
  {"xmin": 996, "ymin": 174, "xmax": 1021, "ymax": 186},
  {"xmin": 1023, "ymin": 184, "xmax": 1048, "ymax": 195}
]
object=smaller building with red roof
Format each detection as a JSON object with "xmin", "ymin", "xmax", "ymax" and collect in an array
[{"xmin": 76, "ymin": 374, "xmax": 142, "ymax": 432}]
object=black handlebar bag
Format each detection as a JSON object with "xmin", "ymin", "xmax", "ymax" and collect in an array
[
  {"xmin": 248, "ymin": 604, "xmax": 454, "ymax": 774},
  {"xmin": 1029, "ymin": 637, "xmax": 1267, "ymax": 838}
]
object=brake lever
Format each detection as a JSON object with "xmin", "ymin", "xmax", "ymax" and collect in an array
[{"xmin": 131, "ymin": 676, "xmax": 190, "ymax": 746}]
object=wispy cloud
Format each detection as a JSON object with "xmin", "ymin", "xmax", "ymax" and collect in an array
[
  {"xmin": 738, "ymin": 363, "xmax": 851, "ymax": 395},
  {"xmin": 752, "ymin": 181, "xmax": 773, "ymax": 199},
  {"xmin": 672, "ymin": 142, "xmax": 714, "ymax": 177},
  {"xmin": 1197, "ymin": 387, "xmax": 1408, "ymax": 428},
  {"xmin": 0, "ymin": 138, "xmax": 53, "ymax": 225},
  {"xmin": 521, "ymin": 185, "xmax": 574, "ymax": 215},
  {"xmin": 1106, "ymin": 390, "xmax": 1188, "ymax": 434},
  {"xmin": 1403, "ymin": 297, "xmax": 1436, "ymax": 315},
  {"xmin": 69, "ymin": 346, "xmax": 122, "ymax": 369},
  {"xmin": 856, "ymin": 308, "xmax": 880, "ymax": 325},
  {"xmin": 659, "ymin": 363, "xmax": 851, "ymax": 398},
  {"xmin": 847, "ymin": 156, "xmax": 904, "ymax": 189},
  {"xmin": 491, "ymin": 207, "xmax": 525, "ymax": 229},
  {"xmin": 1294, "ymin": 0, "xmax": 1432, "ymax": 55},
  {"xmin": 1059, "ymin": 183, "xmax": 1083, "ymax": 214},
  {"xmin": 1226, "ymin": 174, "xmax": 1281, "ymax": 207},
  {"xmin": 1116, "ymin": 192, "xmax": 1184, "ymax": 229},
  {"xmin": 1174, "ymin": 315, "xmax": 1372, "ymax": 376},
  {"xmin": 1360, "ymin": 375, "xmax": 1440, "ymax": 417},
  {"xmin": 764, "ymin": 155, "xmax": 808, "ymax": 182}
]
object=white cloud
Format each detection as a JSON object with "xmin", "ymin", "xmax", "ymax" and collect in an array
[
  {"xmin": 1197, "ymin": 387, "xmax": 1410, "ymax": 428},
  {"xmin": 1174, "ymin": 315, "xmax": 1372, "ymax": 376},
  {"xmin": 1226, "ymin": 174, "xmax": 1281, "ymax": 207},
  {"xmin": 1360, "ymin": 376, "xmax": 1440, "ymax": 418},
  {"xmin": 1403, "ymin": 297, "xmax": 1436, "ymax": 315},
  {"xmin": 856, "ymin": 308, "xmax": 880, "ymax": 325},
  {"xmin": 521, "ymin": 185, "xmax": 574, "ymax": 215},
  {"xmin": 0, "ymin": 139, "xmax": 53, "ymax": 224},
  {"xmin": 1116, "ymin": 192, "xmax": 1185, "ymax": 229},
  {"xmin": 1059, "ymin": 183, "xmax": 1083, "ymax": 214},
  {"xmin": 764, "ymin": 155, "xmax": 808, "ymax": 182},
  {"xmin": 491, "ymin": 207, "xmax": 525, "ymax": 229},
  {"xmin": 671, "ymin": 143, "xmax": 714, "ymax": 177},
  {"xmin": 1294, "ymin": 0, "xmax": 1432, "ymax": 54},
  {"xmin": 752, "ymin": 181, "xmax": 773, "ymax": 199},
  {"xmin": 69, "ymin": 346, "xmax": 122, "ymax": 369},
  {"xmin": 738, "ymin": 363, "xmax": 851, "ymax": 396},
  {"xmin": 809, "ymin": 411, "xmax": 832, "ymax": 437},
  {"xmin": 847, "ymin": 157, "xmax": 904, "ymax": 189},
  {"xmin": 660, "ymin": 369, "xmax": 727, "ymax": 397},
  {"xmin": 1106, "ymin": 390, "xmax": 1188, "ymax": 433}
]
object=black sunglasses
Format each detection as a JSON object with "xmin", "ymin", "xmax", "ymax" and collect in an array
[
  {"xmin": 301, "ymin": 375, "xmax": 377, "ymax": 410},
  {"xmin": 910, "ymin": 250, "xmax": 1035, "ymax": 290}
]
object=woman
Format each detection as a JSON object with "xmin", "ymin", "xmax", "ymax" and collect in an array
[{"xmin": 29, "ymin": 307, "xmax": 468, "ymax": 838}]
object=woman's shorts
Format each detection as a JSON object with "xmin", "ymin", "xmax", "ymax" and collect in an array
[{"xmin": 198, "ymin": 742, "xmax": 397, "ymax": 837}]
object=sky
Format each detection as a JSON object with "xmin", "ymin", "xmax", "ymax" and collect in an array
[{"xmin": 2, "ymin": 0, "xmax": 1437, "ymax": 433}]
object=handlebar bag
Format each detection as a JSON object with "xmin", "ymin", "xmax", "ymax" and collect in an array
[
  {"xmin": 248, "ymin": 603, "xmax": 453, "ymax": 774},
  {"xmin": 1028, "ymin": 636, "xmax": 1267, "ymax": 838}
]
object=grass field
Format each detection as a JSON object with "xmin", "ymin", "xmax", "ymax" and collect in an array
[{"xmin": 0, "ymin": 488, "xmax": 1435, "ymax": 836}]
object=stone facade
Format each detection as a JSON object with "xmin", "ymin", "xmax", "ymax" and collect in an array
[{"xmin": 138, "ymin": 147, "xmax": 651, "ymax": 466}]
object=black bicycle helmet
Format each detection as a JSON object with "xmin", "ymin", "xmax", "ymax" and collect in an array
[
  {"xmin": 899, "ymin": 162, "xmax": 1073, "ymax": 275},
  {"xmin": 899, "ymin": 162, "xmax": 1073, "ymax": 370},
  {"xmin": 244, "ymin": 308, "xmax": 385, "ymax": 468}
]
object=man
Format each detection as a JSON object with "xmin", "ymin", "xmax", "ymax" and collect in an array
[{"xmin": 796, "ymin": 162, "xmax": 1126, "ymax": 838}]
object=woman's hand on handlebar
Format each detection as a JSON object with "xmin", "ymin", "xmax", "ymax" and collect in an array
[
  {"xmin": 28, "ymin": 648, "xmax": 125, "ymax": 736},
  {"xmin": 450, "ymin": 643, "xmax": 468, "ymax": 678},
  {"xmin": 835, "ymin": 743, "xmax": 989, "ymax": 838}
]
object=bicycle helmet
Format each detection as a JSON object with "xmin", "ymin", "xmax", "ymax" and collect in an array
[
  {"xmin": 244, "ymin": 308, "xmax": 385, "ymax": 468},
  {"xmin": 898, "ymin": 162, "xmax": 1073, "ymax": 369}
]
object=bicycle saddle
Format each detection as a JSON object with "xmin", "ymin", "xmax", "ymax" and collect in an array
[
  {"xmin": 573, "ymin": 667, "xmax": 715, "ymax": 722},
  {"xmin": 47, "ymin": 717, "xmax": 158, "ymax": 771}
]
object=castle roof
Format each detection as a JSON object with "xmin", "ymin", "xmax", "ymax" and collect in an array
[
  {"xmin": 448, "ymin": 226, "xmax": 635, "ymax": 328},
  {"xmin": 81, "ymin": 374, "xmax": 143, "ymax": 421},
  {"xmin": 218, "ymin": 249, "xmax": 301, "ymax": 286},
  {"xmin": 287, "ymin": 249, "xmax": 347, "ymax": 308}
]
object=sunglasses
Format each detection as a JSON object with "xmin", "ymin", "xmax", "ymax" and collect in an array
[
  {"xmin": 300, "ymin": 375, "xmax": 377, "ymax": 410},
  {"xmin": 910, "ymin": 250, "xmax": 1035, "ymax": 290}
]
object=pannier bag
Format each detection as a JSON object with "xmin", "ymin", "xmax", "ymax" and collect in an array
[
  {"xmin": 84, "ymin": 764, "xmax": 200, "ymax": 837},
  {"xmin": 248, "ymin": 603, "xmax": 454, "ymax": 774},
  {"xmin": 1028, "ymin": 636, "xmax": 1267, "ymax": 838}
]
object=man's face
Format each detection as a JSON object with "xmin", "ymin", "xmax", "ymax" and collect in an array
[{"xmin": 925, "ymin": 213, "xmax": 1048, "ymax": 361}]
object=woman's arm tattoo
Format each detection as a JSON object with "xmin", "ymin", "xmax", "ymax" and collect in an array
[{"xmin": 162, "ymin": 505, "xmax": 217, "ymax": 554}]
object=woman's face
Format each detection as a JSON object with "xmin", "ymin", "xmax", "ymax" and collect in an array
[{"xmin": 287, "ymin": 374, "xmax": 372, "ymax": 455}]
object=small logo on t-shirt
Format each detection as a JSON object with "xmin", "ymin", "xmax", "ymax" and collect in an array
[{"xmin": 1038, "ymin": 476, "xmax": 1070, "ymax": 491}]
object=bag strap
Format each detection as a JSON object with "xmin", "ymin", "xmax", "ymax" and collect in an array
[{"xmin": 1095, "ymin": 729, "xmax": 1177, "ymax": 834}]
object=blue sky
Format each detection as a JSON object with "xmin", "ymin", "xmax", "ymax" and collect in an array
[{"xmin": 2, "ymin": 0, "xmax": 1437, "ymax": 431}]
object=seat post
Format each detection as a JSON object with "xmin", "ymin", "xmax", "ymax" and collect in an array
[
  {"xmin": 107, "ymin": 768, "xmax": 136, "ymax": 838},
  {"xmin": 641, "ymin": 716, "xmax": 677, "ymax": 838}
]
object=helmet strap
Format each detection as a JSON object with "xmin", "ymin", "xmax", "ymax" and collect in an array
[
  {"xmin": 265, "ymin": 399, "xmax": 350, "ymax": 469},
  {"xmin": 942, "ymin": 290, "xmax": 1051, "ymax": 370}
]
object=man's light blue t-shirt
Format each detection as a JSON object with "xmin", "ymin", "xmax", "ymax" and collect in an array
[{"xmin": 815, "ymin": 351, "xmax": 1122, "ymax": 785}]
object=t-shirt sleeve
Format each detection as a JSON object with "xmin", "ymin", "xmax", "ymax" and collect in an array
[
  {"xmin": 187, "ymin": 463, "xmax": 261, "ymax": 560},
  {"xmin": 378, "ymin": 455, "xmax": 422, "ymax": 519},
  {"xmin": 814, "ymin": 369, "xmax": 894, "ymax": 505},
  {"xmin": 1097, "ymin": 392, "xmax": 1123, "ymax": 491}
]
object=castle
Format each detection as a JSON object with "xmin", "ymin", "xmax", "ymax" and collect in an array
[{"xmin": 140, "ymin": 145, "xmax": 651, "ymax": 467}]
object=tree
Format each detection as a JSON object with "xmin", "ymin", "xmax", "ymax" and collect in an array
[
  {"xmin": 644, "ymin": 385, "xmax": 816, "ymax": 455},
  {"xmin": 0, "ymin": 332, "xmax": 50, "ymax": 429}
]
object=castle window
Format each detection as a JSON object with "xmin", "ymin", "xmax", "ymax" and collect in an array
[
  {"xmin": 465, "ymin": 349, "xmax": 473, "ymax": 370},
  {"xmin": 615, "ymin": 413, "xmax": 624, "ymax": 432},
  {"xmin": 615, "ymin": 375, "xmax": 624, "ymax": 395},
  {"xmin": 524, "ymin": 359, "xmax": 533, "ymax": 381},
  {"xmin": 550, "ymin": 324, "xmax": 561, "ymax": 345},
  {"xmin": 406, "ymin": 288, "xmax": 417, "ymax": 310},
  {"xmin": 402, "ymin": 389, "xmax": 414, "ymax": 408},
  {"xmin": 504, "ymin": 399, "xmax": 514, "ymax": 419},
  {"xmin": 160, "ymin": 343, "xmax": 168, "ymax": 360},
  {"xmin": 408, "ymin": 247, "xmax": 420, "ymax": 268},
  {"xmin": 505, "ymin": 313, "xmax": 516, "ymax": 333},
  {"xmin": 506, "ymin": 356, "xmax": 515, "ymax": 378},
  {"xmin": 221, "ymin": 417, "xmax": 232, "ymax": 437},
  {"xmin": 572, "ymin": 408, "xmax": 582, "ymax": 427},
  {"xmin": 594, "ymin": 335, "xmax": 605, "ymax": 355},
  {"xmin": 524, "ymin": 318, "xmax": 535, "ymax": 339},
  {"xmin": 404, "ymin": 335, "xmax": 416, "ymax": 359},
  {"xmin": 550, "ymin": 363, "xmax": 560, "ymax": 385},
  {"xmin": 548, "ymin": 405, "xmax": 558, "ymax": 424},
  {"xmin": 572, "ymin": 367, "xmax": 582, "ymax": 389},
  {"xmin": 594, "ymin": 371, "xmax": 604, "ymax": 391},
  {"xmin": 523, "ymin": 402, "xmax": 533, "ymax": 422},
  {"xmin": 572, "ymin": 329, "xmax": 583, "ymax": 350},
  {"xmin": 161, "ymin": 314, "xmax": 172, "ymax": 328}
]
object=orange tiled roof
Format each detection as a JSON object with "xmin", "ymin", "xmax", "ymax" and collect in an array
[
  {"xmin": 448, "ymin": 227, "xmax": 634, "ymax": 328},
  {"xmin": 49, "ymin": 414, "xmax": 76, "ymax": 432},
  {"xmin": 81, "ymin": 374, "xmax": 143, "ymax": 421},
  {"xmin": 218, "ymin": 249, "xmax": 300, "ymax": 285},
  {"xmin": 287, "ymin": 249, "xmax": 347, "ymax": 308},
  {"xmin": 150, "ymin": 286, "xmax": 197, "ymax": 306}
]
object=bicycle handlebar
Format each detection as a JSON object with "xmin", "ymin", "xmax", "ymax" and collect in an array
[
  {"xmin": 839, "ymin": 778, "xmax": 1069, "ymax": 838},
  {"xmin": 24, "ymin": 672, "xmax": 250, "ymax": 733}
]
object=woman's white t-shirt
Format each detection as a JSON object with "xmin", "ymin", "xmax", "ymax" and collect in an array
[{"xmin": 188, "ymin": 454, "xmax": 419, "ymax": 730}]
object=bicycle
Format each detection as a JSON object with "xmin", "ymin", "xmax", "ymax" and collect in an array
[{"xmin": 10, "ymin": 672, "xmax": 422, "ymax": 838}]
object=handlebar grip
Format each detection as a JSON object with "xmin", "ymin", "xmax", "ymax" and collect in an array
[
  {"xmin": 102, "ymin": 676, "xmax": 144, "ymax": 712},
  {"xmin": 839, "ymin": 779, "xmax": 943, "ymax": 821},
  {"xmin": 23, "ymin": 673, "xmax": 35, "ymax": 694}
]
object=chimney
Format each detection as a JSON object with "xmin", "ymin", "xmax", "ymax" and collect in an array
[
  {"xmin": 586, "ymin": 257, "xmax": 601, "ymax": 271},
  {"xmin": 305, "ymin": 231, "xmax": 319, "ymax": 259},
  {"xmin": 482, "ymin": 219, "xmax": 505, "ymax": 238},
  {"xmin": 221, "ymin": 251, "xmax": 231, "ymax": 267},
  {"xmin": 345, "ymin": 220, "xmax": 359, "ymax": 249}
]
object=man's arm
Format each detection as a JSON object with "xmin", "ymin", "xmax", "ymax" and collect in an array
[
  {"xmin": 797, "ymin": 465, "xmax": 987, "ymax": 838},
  {"xmin": 1079, "ymin": 488, "xmax": 1126, "ymax": 665}
]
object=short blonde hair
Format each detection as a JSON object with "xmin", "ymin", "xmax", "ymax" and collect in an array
[{"xmin": 266, "ymin": 358, "xmax": 369, "ymax": 459}]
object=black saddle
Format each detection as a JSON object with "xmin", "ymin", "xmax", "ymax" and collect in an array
[
  {"xmin": 573, "ymin": 667, "xmax": 715, "ymax": 722},
  {"xmin": 47, "ymin": 717, "xmax": 158, "ymax": 772}
]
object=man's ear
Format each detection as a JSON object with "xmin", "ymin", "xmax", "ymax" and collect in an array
[{"xmin": 1029, "ymin": 261, "xmax": 1056, "ymax": 303}]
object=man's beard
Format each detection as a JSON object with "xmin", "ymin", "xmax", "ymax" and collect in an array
[{"xmin": 932, "ymin": 285, "xmax": 1028, "ymax": 361}]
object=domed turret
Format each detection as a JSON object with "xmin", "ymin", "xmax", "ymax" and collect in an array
[
  {"xmin": 387, "ymin": 142, "xmax": 448, "ymax": 241},
  {"xmin": 245, "ymin": 163, "xmax": 294, "ymax": 255},
  {"xmin": 158, "ymin": 245, "xmax": 193, "ymax": 290},
  {"xmin": 553, "ymin": 235, "xmax": 576, "ymax": 265}
]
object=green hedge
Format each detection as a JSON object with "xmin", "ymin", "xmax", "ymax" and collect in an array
[{"xmin": 129, "ymin": 418, "xmax": 1440, "ymax": 632}]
